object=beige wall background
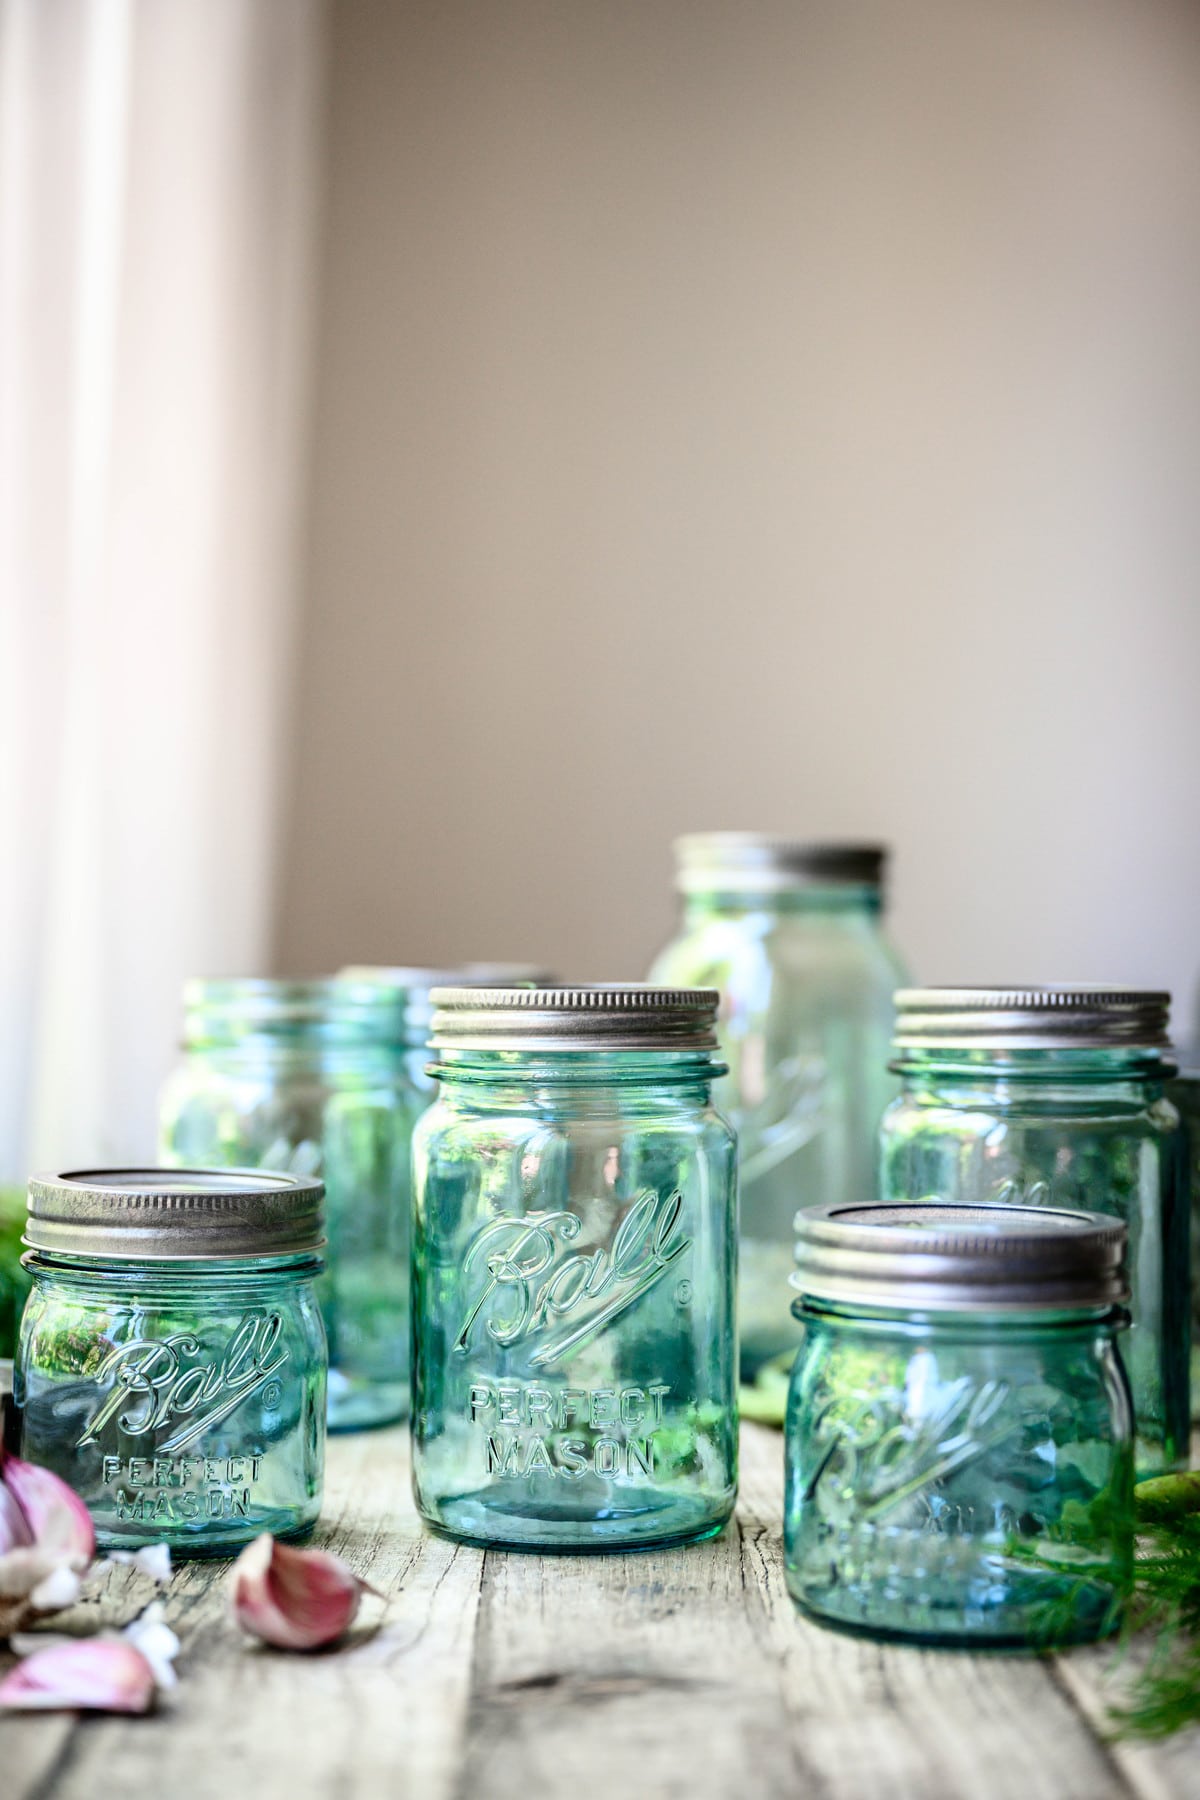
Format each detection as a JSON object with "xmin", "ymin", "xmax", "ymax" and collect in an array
[{"xmin": 278, "ymin": 0, "xmax": 1200, "ymax": 1030}]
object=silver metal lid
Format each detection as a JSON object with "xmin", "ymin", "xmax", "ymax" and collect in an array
[
  {"xmin": 674, "ymin": 834, "xmax": 886, "ymax": 896},
  {"xmin": 893, "ymin": 987, "xmax": 1172, "ymax": 1051},
  {"xmin": 25, "ymin": 1168, "xmax": 325, "ymax": 1262},
  {"xmin": 792, "ymin": 1201, "xmax": 1128, "ymax": 1312},
  {"xmin": 429, "ymin": 985, "xmax": 721, "ymax": 1053},
  {"xmin": 340, "ymin": 964, "xmax": 554, "ymax": 1041}
]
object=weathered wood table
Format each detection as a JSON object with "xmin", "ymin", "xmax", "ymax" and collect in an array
[{"xmin": 6, "ymin": 1422, "xmax": 1200, "ymax": 1800}]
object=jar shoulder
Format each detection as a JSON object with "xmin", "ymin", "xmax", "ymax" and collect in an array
[
  {"xmin": 159, "ymin": 1055, "xmax": 414, "ymax": 1122},
  {"xmin": 415, "ymin": 1094, "xmax": 735, "ymax": 1151},
  {"xmin": 882, "ymin": 1089, "xmax": 1182, "ymax": 1140},
  {"xmin": 650, "ymin": 918, "xmax": 906, "ymax": 1002}
]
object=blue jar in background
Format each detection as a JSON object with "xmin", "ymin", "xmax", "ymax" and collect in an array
[
  {"xmin": 880, "ymin": 987, "xmax": 1188, "ymax": 1475},
  {"xmin": 1165, "ymin": 1047, "xmax": 1200, "ymax": 1418},
  {"xmin": 340, "ymin": 962, "xmax": 553, "ymax": 1110},
  {"xmin": 159, "ymin": 979, "xmax": 410, "ymax": 1431},
  {"xmin": 16, "ymin": 1168, "xmax": 326, "ymax": 1555},
  {"xmin": 649, "ymin": 836, "xmax": 907, "ymax": 1377},
  {"xmin": 785, "ymin": 1200, "xmax": 1134, "ymax": 1648},
  {"xmin": 411, "ymin": 986, "xmax": 738, "ymax": 1551}
]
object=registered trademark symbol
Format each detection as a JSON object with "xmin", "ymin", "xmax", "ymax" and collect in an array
[
  {"xmin": 261, "ymin": 1381, "xmax": 283, "ymax": 1408},
  {"xmin": 674, "ymin": 1279, "xmax": 693, "ymax": 1307}
]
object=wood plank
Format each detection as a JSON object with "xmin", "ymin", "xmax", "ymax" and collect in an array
[
  {"xmin": 1053, "ymin": 1631, "xmax": 1200, "ymax": 1800},
  {"xmin": 6, "ymin": 1428, "xmax": 483, "ymax": 1800},
  {"xmin": 1, "ymin": 1421, "xmax": 1195, "ymax": 1800},
  {"xmin": 457, "ymin": 1469, "xmax": 812, "ymax": 1798},
  {"xmin": 1041, "ymin": 1424, "xmax": 1200, "ymax": 1800},
  {"xmin": 732, "ymin": 1425, "xmax": 1137, "ymax": 1800}
]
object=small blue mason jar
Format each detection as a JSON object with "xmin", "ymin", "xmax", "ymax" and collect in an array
[
  {"xmin": 880, "ymin": 987, "xmax": 1188, "ymax": 1474},
  {"xmin": 15, "ymin": 1168, "xmax": 326, "ymax": 1556},
  {"xmin": 412, "ymin": 986, "xmax": 738, "ymax": 1551},
  {"xmin": 785, "ymin": 1201, "xmax": 1134, "ymax": 1648}
]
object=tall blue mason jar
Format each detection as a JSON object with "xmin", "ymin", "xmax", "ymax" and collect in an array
[
  {"xmin": 785, "ymin": 1201, "xmax": 1134, "ymax": 1647},
  {"xmin": 412, "ymin": 986, "xmax": 738, "ymax": 1551},
  {"xmin": 648, "ymin": 836, "xmax": 906, "ymax": 1376},
  {"xmin": 16, "ymin": 1168, "xmax": 326, "ymax": 1555},
  {"xmin": 880, "ymin": 988, "xmax": 1188, "ymax": 1475},
  {"xmin": 159, "ymin": 980, "xmax": 411, "ymax": 1432}
]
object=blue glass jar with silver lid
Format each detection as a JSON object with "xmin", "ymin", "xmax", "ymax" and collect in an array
[
  {"xmin": 412, "ymin": 985, "xmax": 738, "ymax": 1551},
  {"xmin": 785, "ymin": 1200, "xmax": 1134, "ymax": 1647},
  {"xmin": 15, "ymin": 1168, "xmax": 326, "ymax": 1555},
  {"xmin": 880, "ymin": 987, "xmax": 1188, "ymax": 1474}
]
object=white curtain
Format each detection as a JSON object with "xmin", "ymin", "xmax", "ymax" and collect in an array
[{"xmin": 0, "ymin": 0, "xmax": 325, "ymax": 1174}]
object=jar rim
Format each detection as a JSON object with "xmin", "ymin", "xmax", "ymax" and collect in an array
[
  {"xmin": 183, "ymin": 976, "xmax": 409, "ymax": 1047},
  {"xmin": 339, "ymin": 964, "xmax": 553, "ymax": 1041},
  {"xmin": 23, "ymin": 1246, "xmax": 324, "ymax": 1274},
  {"xmin": 790, "ymin": 1293, "xmax": 1126, "ymax": 1326}
]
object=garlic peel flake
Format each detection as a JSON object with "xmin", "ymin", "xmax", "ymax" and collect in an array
[{"xmin": 230, "ymin": 1533, "xmax": 374, "ymax": 1650}]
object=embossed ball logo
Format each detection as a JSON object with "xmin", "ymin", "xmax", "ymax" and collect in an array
[
  {"xmin": 78, "ymin": 1312, "xmax": 290, "ymax": 1453},
  {"xmin": 453, "ymin": 1189, "xmax": 691, "ymax": 1366}
]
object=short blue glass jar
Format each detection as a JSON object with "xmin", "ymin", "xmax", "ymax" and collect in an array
[
  {"xmin": 785, "ymin": 1201, "xmax": 1134, "ymax": 1648},
  {"xmin": 15, "ymin": 1168, "xmax": 327, "ymax": 1556},
  {"xmin": 412, "ymin": 986, "xmax": 738, "ymax": 1552}
]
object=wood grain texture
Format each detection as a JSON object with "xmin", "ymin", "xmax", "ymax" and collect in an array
[{"xmin": 3, "ymin": 1424, "xmax": 1199, "ymax": 1800}]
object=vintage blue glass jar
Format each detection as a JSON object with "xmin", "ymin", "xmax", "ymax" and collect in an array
[
  {"xmin": 881, "ymin": 988, "xmax": 1188, "ymax": 1475},
  {"xmin": 340, "ymin": 963, "xmax": 553, "ymax": 1110},
  {"xmin": 785, "ymin": 1201, "xmax": 1134, "ymax": 1648},
  {"xmin": 15, "ymin": 1168, "xmax": 326, "ymax": 1556},
  {"xmin": 159, "ymin": 978, "xmax": 412, "ymax": 1432},
  {"xmin": 649, "ymin": 837, "xmax": 907, "ymax": 1378},
  {"xmin": 1165, "ymin": 1050, "xmax": 1200, "ymax": 1418},
  {"xmin": 412, "ymin": 986, "xmax": 738, "ymax": 1551}
]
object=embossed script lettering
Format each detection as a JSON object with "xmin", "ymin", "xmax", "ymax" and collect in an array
[
  {"xmin": 453, "ymin": 1190, "xmax": 690, "ymax": 1367},
  {"xmin": 78, "ymin": 1313, "xmax": 288, "ymax": 1453},
  {"xmin": 807, "ymin": 1373, "xmax": 1012, "ymax": 1524}
]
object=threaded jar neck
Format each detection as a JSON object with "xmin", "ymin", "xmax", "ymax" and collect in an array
[{"xmin": 427, "ymin": 1048, "xmax": 726, "ymax": 1093}]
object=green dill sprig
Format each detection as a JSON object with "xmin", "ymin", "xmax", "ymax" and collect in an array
[{"xmin": 1107, "ymin": 1475, "xmax": 1200, "ymax": 1739}]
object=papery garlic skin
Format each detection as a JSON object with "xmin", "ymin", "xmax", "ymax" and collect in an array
[
  {"xmin": 121, "ymin": 1600, "xmax": 181, "ymax": 1689},
  {"xmin": 2, "ymin": 1452, "xmax": 95, "ymax": 1562},
  {"xmin": 0, "ymin": 1449, "xmax": 96, "ymax": 1637},
  {"xmin": 103, "ymin": 1543, "xmax": 173, "ymax": 1584},
  {"xmin": 230, "ymin": 1533, "xmax": 370, "ymax": 1650},
  {"xmin": 0, "ymin": 1638, "xmax": 157, "ymax": 1713}
]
